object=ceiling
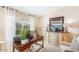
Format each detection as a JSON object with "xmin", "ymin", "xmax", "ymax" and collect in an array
[{"xmin": 11, "ymin": 6, "xmax": 63, "ymax": 16}]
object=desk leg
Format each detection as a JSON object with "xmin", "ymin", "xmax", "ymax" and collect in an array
[
  {"xmin": 13, "ymin": 44, "xmax": 15, "ymax": 52},
  {"xmin": 42, "ymin": 38, "xmax": 44, "ymax": 48}
]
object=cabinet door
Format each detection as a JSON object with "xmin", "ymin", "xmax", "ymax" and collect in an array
[{"xmin": 64, "ymin": 33, "xmax": 69, "ymax": 42}]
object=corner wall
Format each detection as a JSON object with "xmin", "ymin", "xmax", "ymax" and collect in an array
[
  {"xmin": 42, "ymin": 6, "xmax": 79, "ymax": 43},
  {"xmin": 0, "ymin": 7, "xmax": 6, "ymax": 41}
]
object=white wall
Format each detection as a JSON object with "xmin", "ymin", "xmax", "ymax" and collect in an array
[
  {"xmin": 41, "ymin": 6, "xmax": 79, "ymax": 43},
  {"xmin": 49, "ymin": 7, "xmax": 79, "ymax": 33},
  {"xmin": 0, "ymin": 8, "xmax": 6, "ymax": 41}
]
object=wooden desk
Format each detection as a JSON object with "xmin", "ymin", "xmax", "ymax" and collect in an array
[{"xmin": 13, "ymin": 36, "xmax": 44, "ymax": 52}]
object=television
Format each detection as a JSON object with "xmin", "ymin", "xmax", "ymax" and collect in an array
[{"xmin": 50, "ymin": 24, "xmax": 63, "ymax": 31}]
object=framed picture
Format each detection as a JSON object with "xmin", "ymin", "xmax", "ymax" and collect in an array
[{"xmin": 49, "ymin": 16, "xmax": 64, "ymax": 32}]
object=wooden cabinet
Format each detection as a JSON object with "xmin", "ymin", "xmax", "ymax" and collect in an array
[{"xmin": 61, "ymin": 32, "xmax": 70, "ymax": 43}]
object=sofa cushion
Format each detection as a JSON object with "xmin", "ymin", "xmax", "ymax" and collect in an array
[
  {"xmin": 70, "ymin": 35, "xmax": 79, "ymax": 51},
  {"xmin": 13, "ymin": 37, "xmax": 21, "ymax": 45}
]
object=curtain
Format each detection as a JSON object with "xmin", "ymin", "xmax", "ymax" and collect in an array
[
  {"xmin": 5, "ymin": 7, "xmax": 16, "ymax": 51},
  {"xmin": 29, "ymin": 16, "xmax": 35, "ymax": 31}
]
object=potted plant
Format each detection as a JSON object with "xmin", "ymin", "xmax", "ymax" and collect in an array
[{"xmin": 20, "ymin": 25, "xmax": 30, "ymax": 40}]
